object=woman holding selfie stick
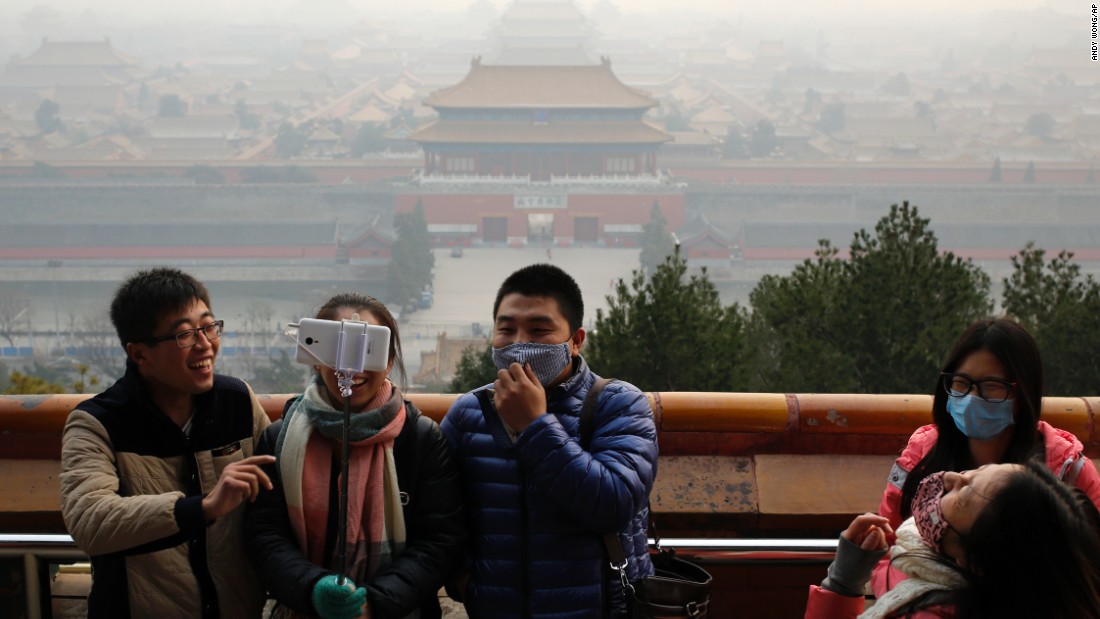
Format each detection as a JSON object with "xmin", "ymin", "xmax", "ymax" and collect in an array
[{"xmin": 245, "ymin": 293, "xmax": 465, "ymax": 619}]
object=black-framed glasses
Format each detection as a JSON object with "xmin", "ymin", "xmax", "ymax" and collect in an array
[
  {"xmin": 146, "ymin": 320, "xmax": 224, "ymax": 349},
  {"xmin": 941, "ymin": 372, "xmax": 1016, "ymax": 404}
]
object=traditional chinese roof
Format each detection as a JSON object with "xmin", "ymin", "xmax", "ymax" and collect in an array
[
  {"xmin": 0, "ymin": 65, "xmax": 126, "ymax": 88},
  {"xmin": 500, "ymin": 0, "xmax": 588, "ymax": 24},
  {"xmin": 422, "ymin": 58, "xmax": 658, "ymax": 110},
  {"xmin": 349, "ymin": 104, "xmax": 390, "ymax": 123},
  {"xmin": 146, "ymin": 115, "xmax": 240, "ymax": 139},
  {"xmin": 308, "ymin": 126, "xmax": 341, "ymax": 142},
  {"xmin": 667, "ymin": 130, "xmax": 719, "ymax": 146},
  {"xmin": 384, "ymin": 81, "xmax": 418, "ymax": 103},
  {"xmin": 690, "ymin": 105, "xmax": 737, "ymax": 123},
  {"xmin": 491, "ymin": 0, "xmax": 595, "ymax": 66},
  {"xmin": 492, "ymin": 46, "xmax": 596, "ymax": 67},
  {"xmin": 678, "ymin": 223, "xmax": 735, "ymax": 249},
  {"xmin": 344, "ymin": 226, "xmax": 394, "ymax": 249},
  {"xmin": 16, "ymin": 38, "xmax": 139, "ymax": 67},
  {"xmin": 410, "ymin": 119, "xmax": 671, "ymax": 145}
]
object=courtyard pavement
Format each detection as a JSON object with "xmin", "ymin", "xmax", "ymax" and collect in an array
[{"xmin": 397, "ymin": 246, "xmax": 641, "ymax": 379}]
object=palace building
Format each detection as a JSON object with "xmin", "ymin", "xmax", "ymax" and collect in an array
[
  {"xmin": 403, "ymin": 57, "xmax": 683, "ymax": 247},
  {"xmin": 411, "ymin": 57, "xmax": 670, "ymax": 179},
  {"xmin": 489, "ymin": 0, "xmax": 597, "ymax": 66}
]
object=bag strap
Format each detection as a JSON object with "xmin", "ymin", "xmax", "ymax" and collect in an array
[
  {"xmin": 578, "ymin": 378, "xmax": 631, "ymax": 569},
  {"xmin": 475, "ymin": 387, "xmax": 526, "ymax": 446},
  {"xmin": 474, "ymin": 388, "xmax": 494, "ymax": 417},
  {"xmin": 579, "ymin": 377, "xmax": 613, "ymax": 451}
]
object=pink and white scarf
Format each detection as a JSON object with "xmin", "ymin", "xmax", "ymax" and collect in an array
[{"xmin": 277, "ymin": 379, "xmax": 407, "ymax": 586}]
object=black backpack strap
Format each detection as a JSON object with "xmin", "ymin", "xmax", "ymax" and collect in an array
[
  {"xmin": 474, "ymin": 387, "xmax": 494, "ymax": 416},
  {"xmin": 474, "ymin": 388, "xmax": 520, "ymax": 448},
  {"xmin": 393, "ymin": 400, "xmax": 420, "ymax": 510},
  {"xmin": 577, "ymin": 378, "xmax": 628, "ymax": 568},
  {"xmin": 579, "ymin": 377, "xmax": 613, "ymax": 450}
]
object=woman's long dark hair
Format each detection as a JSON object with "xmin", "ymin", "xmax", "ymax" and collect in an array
[
  {"xmin": 953, "ymin": 460, "xmax": 1100, "ymax": 618},
  {"xmin": 899, "ymin": 318, "xmax": 1044, "ymax": 518},
  {"xmin": 315, "ymin": 292, "xmax": 407, "ymax": 391}
]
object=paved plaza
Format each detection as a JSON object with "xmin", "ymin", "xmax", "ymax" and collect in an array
[
  {"xmin": 407, "ymin": 246, "xmax": 642, "ymax": 332},
  {"xmin": 398, "ymin": 246, "xmax": 642, "ymax": 376}
]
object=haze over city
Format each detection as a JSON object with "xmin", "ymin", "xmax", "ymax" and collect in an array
[{"xmin": 0, "ymin": 0, "xmax": 1096, "ymax": 391}]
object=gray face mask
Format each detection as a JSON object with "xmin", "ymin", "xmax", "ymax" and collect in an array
[{"xmin": 492, "ymin": 340, "xmax": 573, "ymax": 386}]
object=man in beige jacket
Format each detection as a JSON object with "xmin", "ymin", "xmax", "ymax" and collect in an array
[{"xmin": 60, "ymin": 267, "xmax": 274, "ymax": 618}]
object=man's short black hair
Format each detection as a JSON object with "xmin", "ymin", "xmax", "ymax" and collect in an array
[
  {"xmin": 493, "ymin": 263, "xmax": 584, "ymax": 332},
  {"xmin": 109, "ymin": 267, "xmax": 212, "ymax": 348}
]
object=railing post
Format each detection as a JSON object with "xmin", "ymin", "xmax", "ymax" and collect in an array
[{"xmin": 23, "ymin": 552, "xmax": 41, "ymax": 619}]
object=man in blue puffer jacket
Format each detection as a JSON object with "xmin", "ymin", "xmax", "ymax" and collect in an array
[{"xmin": 442, "ymin": 263, "xmax": 659, "ymax": 619}]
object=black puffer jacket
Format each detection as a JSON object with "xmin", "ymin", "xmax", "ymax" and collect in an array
[{"xmin": 244, "ymin": 400, "xmax": 465, "ymax": 618}]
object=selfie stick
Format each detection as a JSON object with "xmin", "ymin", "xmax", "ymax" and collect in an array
[{"xmin": 331, "ymin": 322, "xmax": 369, "ymax": 587}]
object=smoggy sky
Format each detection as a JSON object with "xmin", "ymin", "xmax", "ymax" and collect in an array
[
  {"xmin": 0, "ymin": 0, "xmax": 1080, "ymax": 62},
  {"xmin": 1, "ymin": 0, "xmax": 1076, "ymax": 18}
]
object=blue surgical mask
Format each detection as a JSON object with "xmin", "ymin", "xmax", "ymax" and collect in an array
[
  {"xmin": 492, "ymin": 340, "xmax": 573, "ymax": 386},
  {"xmin": 947, "ymin": 394, "xmax": 1015, "ymax": 440}
]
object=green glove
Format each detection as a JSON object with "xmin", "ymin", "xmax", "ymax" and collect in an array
[{"xmin": 311, "ymin": 574, "xmax": 367, "ymax": 619}]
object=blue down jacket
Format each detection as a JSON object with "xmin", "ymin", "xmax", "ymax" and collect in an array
[{"xmin": 441, "ymin": 357, "xmax": 659, "ymax": 619}]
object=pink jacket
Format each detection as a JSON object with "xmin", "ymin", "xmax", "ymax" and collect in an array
[
  {"xmin": 805, "ymin": 533, "xmax": 957, "ymax": 618},
  {"xmin": 869, "ymin": 420, "xmax": 1100, "ymax": 599},
  {"xmin": 804, "ymin": 579, "xmax": 953, "ymax": 619},
  {"xmin": 877, "ymin": 421, "xmax": 1100, "ymax": 533}
]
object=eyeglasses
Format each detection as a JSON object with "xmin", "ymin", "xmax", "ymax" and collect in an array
[
  {"xmin": 941, "ymin": 372, "xmax": 1016, "ymax": 404},
  {"xmin": 146, "ymin": 320, "xmax": 224, "ymax": 349}
]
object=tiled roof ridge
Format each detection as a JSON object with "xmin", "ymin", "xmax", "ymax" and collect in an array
[
  {"xmin": 19, "ymin": 38, "xmax": 139, "ymax": 67},
  {"xmin": 423, "ymin": 57, "xmax": 657, "ymax": 109}
]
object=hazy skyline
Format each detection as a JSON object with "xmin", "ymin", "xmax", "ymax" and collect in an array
[
  {"xmin": 0, "ymin": 0, "xmax": 1081, "ymax": 62},
  {"xmin": 0, "ymin": 0, "xmax": 1080, "ymax": 21}
]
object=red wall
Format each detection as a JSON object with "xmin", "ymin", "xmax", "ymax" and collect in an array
[
  {"xmin": 0, "ymin": 163, "xmax": 414, "ymax": 183},
  {"xmin": 740, "ymin": 247, "xmax": 1100, "ymax": 261},
  {"xmin": 397, "ymin": 192, "xmax": 685, "ymax": 243},
  {"xmin": 397, "ymin": 194, "xmax": 515, "ymax": 224},
  {"xmin": 0, "ymin": 246, "xmax": 338, "ymax": 260},
  {"xmin": 667, "ymin": 163, "xmax": 1096, "ymax": 185},
  {"xmin": 566, "ymin": 194, "xmax": 685, "ymax": 230},
  {"xmin": 2, "ymin": 161, "xmax": 1094, "ymax": 185}
]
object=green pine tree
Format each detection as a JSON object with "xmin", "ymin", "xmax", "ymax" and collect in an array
[
  {"xmin": 448, "ymin": 342, "xmax": 496, "ymax": 393},
  {"xmin": 250, "ymin": 350, "xmax": 311, "ymax": 394},
  {"xmin": 744, "ymin": 201, "xmax": 992, "ymax": 393},
  {"xmin": 386, "ymin": 200, "xmax": 435, "ymax": 307},
  {"xmin": 1023, "ymin": 160, "xmax": 1036, "ymax": 183},
  {"xmin": 638, "ymin": 201, "xmax": 675, "ymax": 276},
  {"xmin": 1002, "ymin": 243, "xmax": 1100, "ymax": 395},
  {"xmin": 587, "ymin": 246, "xmax": 746, "ymax": 392}
]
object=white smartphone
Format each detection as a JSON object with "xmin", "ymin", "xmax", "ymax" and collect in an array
[{"xmin": 291, "ymin": 318, "xmax": 391, "ymax": 372}]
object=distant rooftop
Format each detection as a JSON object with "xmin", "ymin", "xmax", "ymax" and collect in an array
[
  {"xmin": 422, "ymin": 58, "xmax": 658, "ymax": 109},
  {"xmin": 14, "ymin": 38, "xmax": 139, "ymax": 68},
  {"xmin": 499, "ymin": 0, "xmax": 588, "ymax": 24}
]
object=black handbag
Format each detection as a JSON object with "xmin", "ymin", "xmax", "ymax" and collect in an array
[
  {"xmin": 630, "ymin": 544, "xmax": 713, "ymax": 618},
  {"xmin": 580, "ymin": 379, "xmax": 713, "ymax": 618}
]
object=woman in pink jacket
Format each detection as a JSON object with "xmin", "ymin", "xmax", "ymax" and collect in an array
[
  {"xmin": 806, "ymin": 460, "xmax": 1100, "ymax": 618},
  {"xmin": 878, "ymin": 318, "xmax": 1100, "ymax": 537}
]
